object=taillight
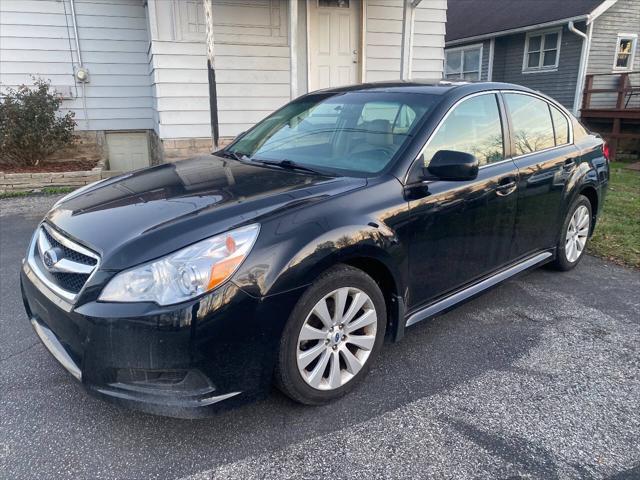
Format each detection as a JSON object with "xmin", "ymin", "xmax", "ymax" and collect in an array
[{"xmin": 602, "ymin": 142, "xmax": 611, "ymax": 162}]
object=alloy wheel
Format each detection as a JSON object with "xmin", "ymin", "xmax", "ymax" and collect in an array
[
  {"xmin": 296, "ymin": 287, "xmax": 378, "ymax": 391},
  {"xmin": 565, "ymin": 205, "xmax": 590, "ymax": 262}
]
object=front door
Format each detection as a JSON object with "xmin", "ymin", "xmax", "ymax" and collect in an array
[
  {"xmin": 404, "ymin": 93, "xmax": 519, "ymax": 310},
  {"xmin": 308, "ymin": 0, "xmax": 360, "ymax": 91}
]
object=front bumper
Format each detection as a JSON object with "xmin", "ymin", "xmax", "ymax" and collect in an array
[{"xmin": 21, "ymin": 260, "xmax": 302, "ymax": 418}]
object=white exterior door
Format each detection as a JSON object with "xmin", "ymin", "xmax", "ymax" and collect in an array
[{"xmin": 308, "ymin": 0, "xmax": 360, "ymax": 91}]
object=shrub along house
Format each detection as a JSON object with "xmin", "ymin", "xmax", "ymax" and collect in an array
[
  {"xmin": 0, "ymin": 0, "xmax": 448, "ymax": 170},
  {"xmin": 445, "ymin": 0, "xmax": 639, "ymax": 158}
]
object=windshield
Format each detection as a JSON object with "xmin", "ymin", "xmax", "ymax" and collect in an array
[{"xmin": 226, "ymin": 92, "xmax": 438, "ymax": 176}]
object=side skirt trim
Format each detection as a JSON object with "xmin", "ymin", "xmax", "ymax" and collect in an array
[{"xmin": 405, "ymin": 251, "xmax": 553, "ymax": 327}]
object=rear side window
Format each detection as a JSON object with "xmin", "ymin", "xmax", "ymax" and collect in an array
[
  {"xmin": 422, "ymin": 93, "xmax": 504, "ymax": 167},
  {"xmin": 550, "ymin": 105, "xmax": 570, "ymax": 145},
  {"xmin": 504, "ymin": 93, "xmax": 555, "ymax": 155}
]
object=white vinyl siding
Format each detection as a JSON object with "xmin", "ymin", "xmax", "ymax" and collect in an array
[
  {"xmin": 411, "ymin": 0, "xmax": 447, "ymax": 79},
  {"xmin": 0, "ymin": 0, "xmax": 153, "ymax": 131},
  {"xmin": 364, "ymin": 0, "xmax": 446, "ymax": 82},
  {"xmin": 365, "ymin": 0, "xmax": 404, "ymax": 82},
  {"xmin": 148, "ymin": 0, "xmax": 291, "ymax": 139}
]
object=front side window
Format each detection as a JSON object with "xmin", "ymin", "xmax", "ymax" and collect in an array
[
  {"xmin": 524, "ymin": 29, "xmax": 561, "ymax": 72},
  {"xmin": 504, "ymin": 93, "xmax": 555, "ymax": 155},
  {"xmin": 227, "ymin": 92, "xmax": 437, "ymax": 176},
  {"xmin": 445, "ymin": 45, "xmax": 482, "ymax": 81},
  {"xmin": 421, "ymin": 94, "xmax": 504, "ymax": 168},
  {"xmin": 613, "ymin": 34, "xmax": 637, "ymax": 71}
]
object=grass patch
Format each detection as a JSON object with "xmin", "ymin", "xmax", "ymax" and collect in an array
[
  {"xmin": 589, "ymin": 162, "xmax": 640, "ymax": 269},
  {"xmin": 0, "ymin": 186, "xmax": 75, "ymax": 199}
]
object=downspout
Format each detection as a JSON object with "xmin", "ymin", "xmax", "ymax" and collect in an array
[
  {"xmin": 203, "ymin": 0, "xmax": 220, "ymax": 149},
  {"xmin": 69, "ymin": 0, "xmax": 83, "ymax": 67},
  {"xmin": 568, "ymin": 20, "xmax": 592, "ymax": 116},
  {"xmin": 400, "ymin": 0, "xmax": 418, "ymax": 80}
]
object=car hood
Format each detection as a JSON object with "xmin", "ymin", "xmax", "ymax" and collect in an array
[{"xmin": 46, "ymin": 155, "xmax": 366, "ymax": 270}]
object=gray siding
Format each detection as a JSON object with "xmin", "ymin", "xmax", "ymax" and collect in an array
[
  {"xmin": 480, "ymin": 39, "xmax": 491, "ymax": 81},
  {"xmin": 491, "ymin": 24, "xmax": 585, "ymax": 109},
  {"xmin": 587, "ymin": 0, "xmax": 640, "ymax": 109},
  {"xmin": 0, "ymin": 0, "xmax": 153, "ymax": 131}
]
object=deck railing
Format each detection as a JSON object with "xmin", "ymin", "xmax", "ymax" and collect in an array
[{"xmin": 582, "ymin": 71, "xmax": 640, "ymax": 112}]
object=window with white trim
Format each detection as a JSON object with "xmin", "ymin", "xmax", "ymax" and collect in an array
[
  {"xmin": 613, "ymin": 34, "xmax": 637, "ymax": 71},
  {"xmin": 523, "ymin": 29, "xmax": 561, "ymax": 72},
  {"xmin": 445, "ymin": 45, "xmax": 483, "ymax": 81}
]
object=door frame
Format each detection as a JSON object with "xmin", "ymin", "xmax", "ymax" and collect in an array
[{"xmin": 305, "ymin": 0, "xmax": 366, "ymax": 92}]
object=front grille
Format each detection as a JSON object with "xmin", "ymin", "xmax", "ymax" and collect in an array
[
  {"xmin": 49, "ymin": 271, "xmax": 90, "ymax": 294},
  {"xmin": 29, "ymin": 224, "xmax": 100, "ymax": 300},
  {"xmin": 41, "ymin": 227, "xmax": 97, "ymax": 267}
]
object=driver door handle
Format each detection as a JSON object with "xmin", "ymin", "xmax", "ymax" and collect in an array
[{"xmin": 496, "ymin": 176, "xmax": 517, "ymax": 196}]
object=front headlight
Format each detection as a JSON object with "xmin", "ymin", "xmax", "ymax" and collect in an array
[{"xmin": 99, "ymin": 224, "xmax": 259, "ymax": 305}]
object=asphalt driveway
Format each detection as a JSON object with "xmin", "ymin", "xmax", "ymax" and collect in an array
[{"xmin": 1, "ymin": 195, "xmax": 639, "ymax": 480}]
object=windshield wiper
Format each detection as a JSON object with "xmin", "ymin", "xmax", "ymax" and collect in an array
[
  {"xmin": 251, "ymin": 158, "xmax": 326, "ymax": 175},
  {"xmin": 217, "ymin": 150, "xmax": 249, "ymax": 162}
]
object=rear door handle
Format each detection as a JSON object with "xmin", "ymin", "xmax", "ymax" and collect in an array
[
  {"xmin": 496, "ymin": 176, "xmax": 517, "ymax": 196},
  {"xmin": 563, "ymin": 158, "xmax": 576, "ymax": 171}
]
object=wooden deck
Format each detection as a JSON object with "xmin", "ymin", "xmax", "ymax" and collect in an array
[{"xmin": 580, "ymin": 71, "xmax": 640, "ymax": 160}]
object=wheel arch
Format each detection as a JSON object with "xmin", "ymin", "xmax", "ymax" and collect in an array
[{"xmin": 578, "ymin": 185, "xmax": 599, "ymax": 234}]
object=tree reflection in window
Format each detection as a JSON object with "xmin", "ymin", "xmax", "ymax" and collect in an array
[
  {"xmin": 423, "ymin": 94, "xmax": 503, "ymax": 168},
  {"xmin": 504, "ymin": 94, "xmax": 555, "ymax": 156}
]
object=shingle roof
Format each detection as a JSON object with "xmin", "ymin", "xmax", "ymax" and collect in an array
[{"xmin": 446, "ymin": 0, "xmax": 608, "ymax": 42}]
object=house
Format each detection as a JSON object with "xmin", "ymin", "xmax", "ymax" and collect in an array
[
  {"xmin": 444, "ymin": 0, "xmax": 640, "ymax": 157},
  {"xmin": 0, "ymin": 0, "xmax": 448, "ymax": 170}
]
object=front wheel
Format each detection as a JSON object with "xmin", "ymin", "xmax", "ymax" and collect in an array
[
  {"xmin": 275, "ymin": 265, "xmax": 386, "ymax": 405},
  {"xmin": 550, "ymin": 194, "xmax": 592, "ymax": 271}
]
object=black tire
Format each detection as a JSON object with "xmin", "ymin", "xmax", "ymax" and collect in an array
[
  {"xmin": 549, "ymin": 194, "xmax": 593, "ymax": 271},
  {"xmin": 275, "ymin": 264, "xmax": 386, "ymax": 405}
]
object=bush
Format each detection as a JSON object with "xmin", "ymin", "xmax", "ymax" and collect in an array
[{"xmin": 0, "ymin": 78, "xmax": 76, "ymax": 167}]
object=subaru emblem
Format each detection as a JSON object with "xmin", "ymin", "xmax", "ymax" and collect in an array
[{"xmin": 42, "ymin": 248, "xmax": 61, "ymax": 270}]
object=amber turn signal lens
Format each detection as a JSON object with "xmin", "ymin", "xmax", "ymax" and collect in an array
[{"xmin": 207, "ymin": 255, "xmax": 243, "ymax": 290}]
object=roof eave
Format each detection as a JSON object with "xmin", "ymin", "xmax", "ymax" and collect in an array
[{"xmin": 445, "ymin": 14, "xmax": 589, "ymax": 46}]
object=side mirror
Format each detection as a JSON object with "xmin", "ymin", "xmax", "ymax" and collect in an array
[{"xmin": 426, "ymin": 150, "xmax": 479, "ymax": 181}]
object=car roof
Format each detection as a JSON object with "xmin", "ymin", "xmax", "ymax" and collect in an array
[{"xmin": 313, "ymin": 80, "xmax": 537, "ymax": 97}]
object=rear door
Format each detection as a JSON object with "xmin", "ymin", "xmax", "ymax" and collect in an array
[
  {"xmin": 502, "ymin": 92, "xmax": 579, "ymax": 258},
  {"xmin": 404, "ymin": 92, "xmax": 519, "ymax": 309}
]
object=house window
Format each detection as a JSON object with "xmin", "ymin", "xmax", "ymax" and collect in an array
[
  {"xmin": 523, "ymin": 28, "xmax": 561, "ymax": 72},
  {"xmin": 445, "ymin": 45, "xmax": 483, "ymax": 81},
  {"xmin": 613, "ymin": 34, "xmax": 637, "ymax": 71}
]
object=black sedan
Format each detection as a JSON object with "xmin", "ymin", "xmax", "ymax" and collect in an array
[{"xmin": 21, "ymin": 81, "xmax": 609, "ymax": 417}]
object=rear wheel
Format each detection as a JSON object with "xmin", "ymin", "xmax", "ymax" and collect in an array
[
  {"xmin": 275, "ymin": 265, "xmax": 386, "ymax": 405},
  {"xmin": 550, "ymin": 195, "xmax": 592, "ymax": 271}
]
